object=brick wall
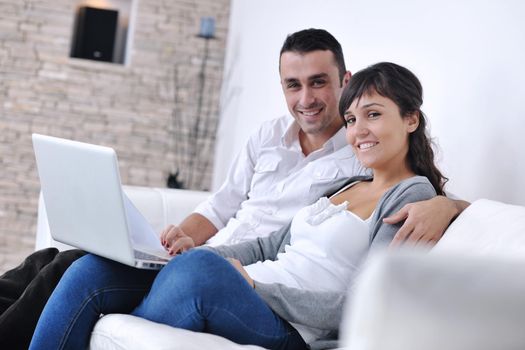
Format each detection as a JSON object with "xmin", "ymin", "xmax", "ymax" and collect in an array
[{"xmin": 0, "ymin": 0, "xmax": 230, "ymax": 273}]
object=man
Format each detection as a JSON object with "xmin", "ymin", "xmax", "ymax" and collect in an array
[{"xmin": 0, "ymin": 28, "xmax": 466, "ymax": 349}]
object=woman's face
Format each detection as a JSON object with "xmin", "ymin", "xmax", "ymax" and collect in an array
[{"xmin": 343, "ymin": 90, "xmax": 418, "ymax": 172}]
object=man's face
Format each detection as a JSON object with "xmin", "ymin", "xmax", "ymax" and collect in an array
[{"xmin": 280, "ymin": 50, "xmax": 346, "ymax": 142}]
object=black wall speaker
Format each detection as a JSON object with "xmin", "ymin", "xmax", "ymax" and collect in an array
[{"xmin": 72, "ymin": 6, "xmax": 119, "ymax": 62}]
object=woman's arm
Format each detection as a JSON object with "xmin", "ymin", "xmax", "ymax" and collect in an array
[
  {"xmin": 369, "ymin": 176, "xmax": 438, "ymax": 250},
  {"xmin": 200, "ymin": 222, "xmax": 292, "ymax": 265},
  {"xmin": 254, "ymin": 282, "xmax": 346, "ymax": 330}
]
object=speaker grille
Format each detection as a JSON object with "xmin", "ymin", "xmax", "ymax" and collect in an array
[{"xmin": 71, "ymin": 6, "xmax": 119, "ymax": 62}]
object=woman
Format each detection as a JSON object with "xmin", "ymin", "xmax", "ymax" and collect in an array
[{"xmin": 30, "ymin": 62, "xmax": 446, "ymax": 350}]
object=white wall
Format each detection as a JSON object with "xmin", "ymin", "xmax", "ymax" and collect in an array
[{"xmin": 215, "ymin": 0, "xmax": 525, "ymax": 206}]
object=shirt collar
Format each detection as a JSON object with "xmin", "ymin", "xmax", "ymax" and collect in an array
[
  {"xmin": 281, "ymin": 119, "xmax": 347, "ymax": 152},
  {"xmin": 329, "ymin": 127, "xmax": 348, "ymax": 151},
  {"xmin": 281, "ymin": 120, "xmax": 302, "ymax": 148}
]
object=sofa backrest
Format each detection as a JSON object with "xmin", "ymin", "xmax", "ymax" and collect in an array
[{"xmin": 432, "ymin": 198, "xmax": 525, "ymax": 259}]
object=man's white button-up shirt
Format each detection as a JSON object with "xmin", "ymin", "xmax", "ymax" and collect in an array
[{"xmin": 195, "ymin": 115, "xmax": 367, "ymax": 245}]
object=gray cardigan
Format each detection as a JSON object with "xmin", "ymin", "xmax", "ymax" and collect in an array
[{"xmin": 202, "ymin": 175, "xmax": 436, "ymax": 348}]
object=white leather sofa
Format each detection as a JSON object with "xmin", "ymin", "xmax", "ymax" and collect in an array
[{"xmin": 36, "ymin": 187, "xmax": 525, "ymax": 350}]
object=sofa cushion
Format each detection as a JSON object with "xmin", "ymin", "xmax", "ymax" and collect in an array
[{"xmin": 90, "ymin": 314, "xmax": 267, "ymax": 350}]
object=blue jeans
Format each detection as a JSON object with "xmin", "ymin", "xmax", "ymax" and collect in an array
[{"xmin": 29, "ymin": 249, "xmax": 306, "ymax": 350}]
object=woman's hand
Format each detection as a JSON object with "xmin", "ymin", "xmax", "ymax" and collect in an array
[
  {"xmin": 160, "ymin": 225, "xmax": 195, "ymax": 256},
  {"xmin": 227, "ymin": 258, "xmax": 254, "ymax": 288}
]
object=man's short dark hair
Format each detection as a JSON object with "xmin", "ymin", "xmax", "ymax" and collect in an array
[{"xmin": 279, "ymin": 28, "xmax": 347, "ymax": 83}]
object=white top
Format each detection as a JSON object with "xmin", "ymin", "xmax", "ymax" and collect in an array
[
  {"xmin": 195, "ymin": 115, "xmax": 366, "ymax": 245},
  {"xmin": 244, "ymin": 181, "xmax": 372, "ymax": 342}
]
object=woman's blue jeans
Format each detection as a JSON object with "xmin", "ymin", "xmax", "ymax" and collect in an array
[{"xmin": 29, "ymin": 249, "xmax": 306, "ymax": 350}]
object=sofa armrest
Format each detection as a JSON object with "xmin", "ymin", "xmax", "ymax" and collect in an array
[
  {"xmin": 341, "ymin": 250, "xmax": 525, "ymax": 350},
  {"xmin": 35, "ymin": 186, "xmax": 210, "ymax": 251},
  {"xmin": 340, "ymin": 199, "xmax": 525, "ymax": 350}
]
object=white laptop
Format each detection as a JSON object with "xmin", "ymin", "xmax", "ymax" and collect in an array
[{"xmin": 32, "ymin": 133, "xmax": 172, "ymax": 270}]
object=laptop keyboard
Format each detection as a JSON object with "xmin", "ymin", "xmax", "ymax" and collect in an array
[{"xmin": 134, "ymin": 250, "xmax": 170, "ymax": 262}]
